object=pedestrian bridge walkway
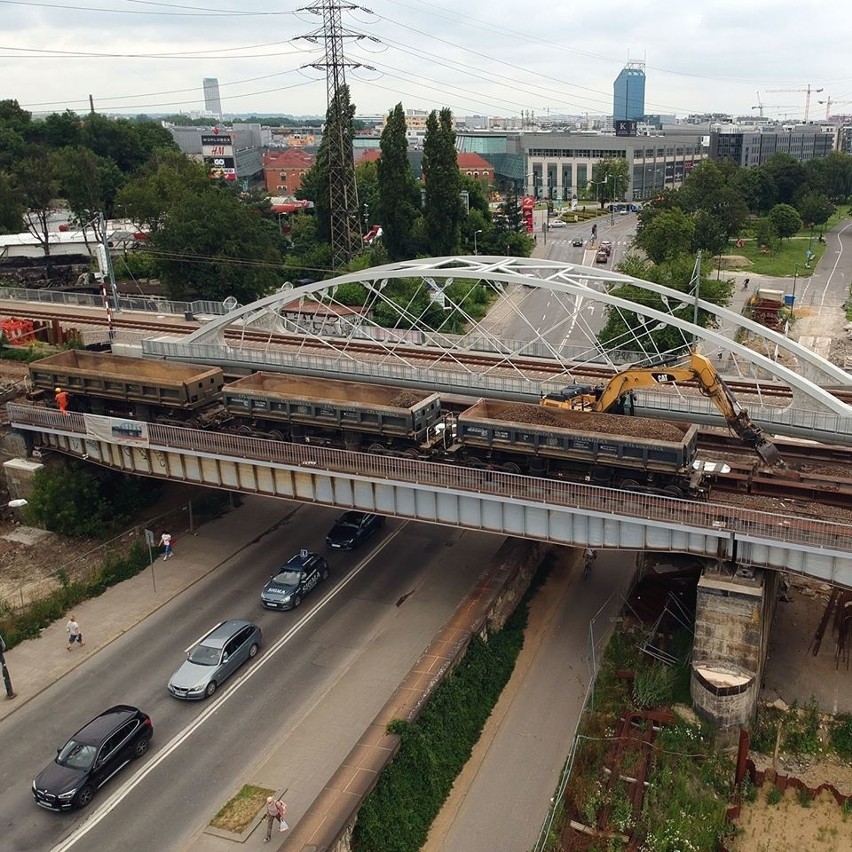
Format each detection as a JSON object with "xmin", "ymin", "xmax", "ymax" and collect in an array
[{"xmin": 7, "ymin": 404, "xmax": 852, "ymax": 586}]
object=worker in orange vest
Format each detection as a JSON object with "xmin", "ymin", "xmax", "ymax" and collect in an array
[{"xmin": 54, "ymin": 387, "xmax": 70, "ymax": 415}]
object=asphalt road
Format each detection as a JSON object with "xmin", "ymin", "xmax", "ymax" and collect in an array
[
  {"xmin": 0, "ymin": 505, "xmax": 502, "ymax": 852},
  {"xmin": 493, "ymin": 211, "xmax": 638, "ymax": 349}
]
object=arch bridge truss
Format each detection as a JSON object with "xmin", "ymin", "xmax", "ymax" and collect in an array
[{"xmin": 149, "ymin": 257, "xmax": 851, "ymax": 434}]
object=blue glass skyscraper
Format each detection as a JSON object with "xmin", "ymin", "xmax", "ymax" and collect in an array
[{"xmin": 613, "ymin": 62, "xmax": 646, "ymax": 121}]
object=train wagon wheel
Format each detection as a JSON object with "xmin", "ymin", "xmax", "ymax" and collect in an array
[
  {"xmin": 501, "ymin": 462, "xmax": 522, "ymax": 474},
  {"xmin": 269, "ymin": 430, "xmax": 285, "ymax": 442},
  {"xmin": 620, "ymin": 479, "xmax": 641, "ymax": 491},
  {"xmin": 663, "ymin": 485, "xmax": 684, "ymax": 498},
  {"xmin": 367, "ymin": 443, "xmax": 387, "ymax": 454},
  {"xmin": 236, "ymin": 425, "xmax": 253, "ymax": 436}
]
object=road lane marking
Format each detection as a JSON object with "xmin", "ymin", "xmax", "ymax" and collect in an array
[{"xmin": 50, "ymin": 524, "xmax": 408, "ymax": 851}]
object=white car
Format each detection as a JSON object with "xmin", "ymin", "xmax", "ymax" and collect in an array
[{"xmin": 548, "ymin": 220, "xmax": 567, "ymax": 229}]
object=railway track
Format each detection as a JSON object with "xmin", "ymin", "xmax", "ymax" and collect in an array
[{"xmin": 3, "ymin": 303, "xmax": 836, "ymax": 406}]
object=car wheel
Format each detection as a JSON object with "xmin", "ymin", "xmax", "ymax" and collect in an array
[
  {"xmin": 205, "ymin": 681, "xmax": 217, "ymax": 698},
  {"xmin": 320, "ymin": 567, "xmax": 329, "ymax": 581},
  {"xmin": 75, "ymin": 784, "xmax": 95, "ymax": 809},
  {"xmin": 248, "ymin": 643, "xmax": 259, "ymax": 659},
  {"xmin": 133, "ymin": 737, "xmax": 150, "ymax": 759},
  {"xmin": 293, "ymin": 594, "xmax": 302, "ymax": 608}
]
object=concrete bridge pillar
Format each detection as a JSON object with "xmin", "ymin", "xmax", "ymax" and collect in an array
[{"xmin": 691, "ymin": 564, "xmax": 778, "ymax": 733}]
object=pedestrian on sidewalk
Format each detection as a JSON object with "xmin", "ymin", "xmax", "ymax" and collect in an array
[
  {"xmin": 742, "ymin": 277, "xmax": 750, "ymax": 292},
  {"xmin": 159, "ymin": 531, "xmax": 174, "ymax": 560},
  {"xmin": 65, "ymin": 615, "xmax": 84, "ymax": 650},
  {"xmin": 264, "ymin": 796, "xmax": 288, "ymax": 841}
]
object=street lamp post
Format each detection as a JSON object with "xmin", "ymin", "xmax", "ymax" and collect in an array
[
  {"xmin": 610, "ymin": 175, "xmax": 618, "ymax": 225},
  {"xmin": 0, "ymin": 634, "xmax": 15, "ymax": 699},
  {"xmin": 473, "ymin": 229, "xmax": 482, "ymax": 255}
]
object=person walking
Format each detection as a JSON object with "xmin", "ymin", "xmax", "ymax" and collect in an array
[
  {"xmin": 264, "ymin": 796, "xmax": 288, "ymax": 841},
  {"xmin": 582, "ymin": 547, "xmax": 597, "ymax": 579},
  {"xmin": 159, "ymin": 531, "xmax": 174, "ymax": 560},
  {"xmin": 54, "ymin": 387, "xmax": 70, "ymax": 415},
  {"xmin": 742, "ymin": 277, "xmax": 750, "ymax": 292},
  {"xmin": 66, "ymin": 615, "xmax": 84, "ymax": 650}
]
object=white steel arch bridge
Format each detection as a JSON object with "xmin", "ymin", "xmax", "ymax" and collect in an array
[{"xmin": 142, "ymin": 256, "xmax": 852, "ymax": 442}]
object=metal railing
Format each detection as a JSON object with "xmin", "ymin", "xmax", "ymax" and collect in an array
[
  {"xmin": 8, "ymin": 404, "xmax": 852, "ymax": 556},
  {"xmin": 0, "ymin": 286, "xmax": 227, "ymax": 317}
]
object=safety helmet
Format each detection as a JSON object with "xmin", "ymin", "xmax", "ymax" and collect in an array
[{"xmin": 55, "ymin": 387, "xmax": 62, "ymax": 392}]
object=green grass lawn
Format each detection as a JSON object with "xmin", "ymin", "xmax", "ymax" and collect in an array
[{"xmin": 728, "ymin": 233, "xmax": 827, "ymax": 277}]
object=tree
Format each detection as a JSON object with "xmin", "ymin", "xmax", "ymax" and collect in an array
[
  {"xmin": 58, "ymin": 146, "xmax": 124, "ymax": 238},
  {"xmin": 730, "ymin": 167, "xmax": 777, "ymax": 214},
  {"xmin": 796, "ymin": 191, "xmax": 834, "ymax": 231},
  {"xmin": 151, "ymin": 187, "xmax": 286, "ymax": 302},
  {"xmin": 767, "ymin": 203, "xmax": 802, "ymax": 240},
  {"xmin": 12, "ymin": 150, "xmax": 61, "ymax": 256},
  {"xmin": 422, "ymin": 108, "xmax": 462, "ymax": 256},
  {"xmin": 115, "ymin": 149, "xmax": 210, "ymax": 234},
  {"xmin": 40, "ymin": 110, "xmax": 83, "ymax": 149},
  {"xmin": 598, "ymin": 254, "xmax": 733, "ymax": 356},
  {"xmin": 760, "ymin": 153, "xmax": 807, "ymax": 206},
  {"xmin": 591, "ymin": 157, "xmax": 630, "ymax": 208},
  {"xmin": 377, "ymin": 103, "xmax": 420, "ymax": 261},
  {"xmin": 0, "ymin": 172, "xmax": 24, "ymax": 233},
  {"xmin": 692, "ymin": 210, "xmax": 728, "ymax": 257},
  {"xmin": 754, "ymin": 217, "xmax": 780, "ymax": 253},
  {"xmin": 633, "ymin": 208, "xmax": 695, "ymax": 264}
]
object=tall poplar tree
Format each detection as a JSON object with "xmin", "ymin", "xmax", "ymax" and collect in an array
[
  {"xmin": 377, "ymin": 103, "xmax": 419, "ymax": 260},
  {"xmin": 422, "ymin": 107, "xmax": 461, "ymax": 256}
]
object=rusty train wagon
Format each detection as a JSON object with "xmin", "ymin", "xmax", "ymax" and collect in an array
[
  {"xmin": 28, "ymin": 351, "xmax": 225, "ymax": 423},
  {"xmin": 222, "ymin": 372, "xmax": 443, "ymax": 451},
  {"xmin": 455, "ymin": 399, "xmax": 705, "ymax": 497}
]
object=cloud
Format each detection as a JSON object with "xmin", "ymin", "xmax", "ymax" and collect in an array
[{"xmin": 2, "ymin": 0, "xmax": 851, "ymax": 119}]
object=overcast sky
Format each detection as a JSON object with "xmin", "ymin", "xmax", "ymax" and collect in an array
[{"xmin": 4, "ymin": 0, "xmax": 851, "ymax": 122}]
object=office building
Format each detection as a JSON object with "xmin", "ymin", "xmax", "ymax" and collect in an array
[
  {"xmin": 709, "ymin": 124, "xmax": 835, "ymax": 167},
  {"xmin": 203, "ymin": 78, "xmax": 223, "ymax": 119},
  {"xmin": 613, "ymin": 62, "xmax": 646, "ymax": 122}
]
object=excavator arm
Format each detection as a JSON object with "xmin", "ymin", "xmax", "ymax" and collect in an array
[{"xmin": 541, "ymin": 353, "xmax": 782, "ymax": 465}]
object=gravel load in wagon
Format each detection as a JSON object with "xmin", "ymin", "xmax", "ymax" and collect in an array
[
  {"xmin": 222, "ymin": 372, "xmax": 442, "ymax": 438},
  {"xmin": 457, "ymin": 399, "xmax": 697, "ymax": 472},
  {"xmin": 28, "ymin": 351, "xmax": 224, "ymax": 410}
]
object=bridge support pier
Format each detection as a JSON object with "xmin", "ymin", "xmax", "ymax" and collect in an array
[{"xmin": 691, "ymin": 564, "xmax": 778, "ymax": 734}]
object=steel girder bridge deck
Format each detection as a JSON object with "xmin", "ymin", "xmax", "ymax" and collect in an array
[{"xmin": 8, "ymin": 405, "xmax": 852, "ymax": 586}]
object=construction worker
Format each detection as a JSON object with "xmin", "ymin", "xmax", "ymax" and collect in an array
[{"xmin": 54, "ymin": 387, "xmax": 69, "ymax": 415}]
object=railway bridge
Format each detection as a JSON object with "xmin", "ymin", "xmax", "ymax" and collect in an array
[{"xmin": 4, "ymin": 256, "xmax": 852, "ymax": 728}]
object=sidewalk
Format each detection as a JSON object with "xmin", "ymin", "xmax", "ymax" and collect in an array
[{"xmin": 0, "ymin": 495, "xmax": 289, "ymax": 722}]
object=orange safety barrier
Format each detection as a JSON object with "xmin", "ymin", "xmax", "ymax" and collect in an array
[{"xmin": 0, "ymin": 318, "xmax": 37, "ymax": 344}]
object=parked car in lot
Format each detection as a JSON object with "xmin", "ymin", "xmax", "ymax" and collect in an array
[
  {"xmin": 548, "ymin": 219, "xmax": 566, "ymax": 228},
  {"xmin": 595, "ymin": 249, "xmax": 609, "ymax": 264},
  {"xmin": 571, "ymin": 237, "xmax": 584, "ymax": 247},
  {"xmin": 167, "ymin": 619, "xmax": 261, "ymax": 700},
  {"xmin": 32, "ymin": 705, "xmax": 153, "ymax": 810},
  {"xmin": 326, "ymin": 511, "xmax": 384, "ymax": 550},
  {"xmin": 261, "ymin": 550, "xmax": 329, "ymax": 610}
]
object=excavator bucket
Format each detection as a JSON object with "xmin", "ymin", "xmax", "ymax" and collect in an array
[{"xmin": 755, "ymin": 438, "xmax": 782, "ymax": 466}]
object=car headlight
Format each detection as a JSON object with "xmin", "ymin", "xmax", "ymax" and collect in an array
[
  {"xmin": 32, "ymin": 781, "xmax": 37, "ymax": 792},
  {"xmin": 282, "ymin": 595, "xmax": 291, "ymax": 602},
  {"xmin": 58, "ymin": 790, "xmax": 77, "ymax": 800}
]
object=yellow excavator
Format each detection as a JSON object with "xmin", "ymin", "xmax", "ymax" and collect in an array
[{"xmin": 541, "ymin": 352, "xmax": 782, "ymax": 466}]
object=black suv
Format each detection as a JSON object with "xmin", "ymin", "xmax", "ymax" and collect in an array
[
  {"xmin": 325, "ymin": 511, "xmax": 384, "ymax": 550},
  {"xmin": 260, "ymin": 550, "xmax": 330, "ymax": 610},
  {"xmin": 32, "ymin": 705, "xmax": 153, "ymax": 810}
]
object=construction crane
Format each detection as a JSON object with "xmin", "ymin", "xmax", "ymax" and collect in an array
[
  {"xmin": 818, "ymin": 97, "xmax": 852, "ymax": 120},
  {"xmin": 764, "ymin": 85, "xmax": 824, "ymax": 122},
  {"xmin": 751, "ymin": 92, "xmax": 764, "ymax": 118}
]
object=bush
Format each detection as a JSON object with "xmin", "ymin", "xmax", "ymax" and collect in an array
[
  {"xmin": 633, "ymin": 664, "xmax": 674, "ymax": 709},
  {"xmin": 830, "ymin": 713, "xmax": 852, "ymax": 758},
  {"xmin": 0, "ymin": 540, "xmax": 149, "ymax": 648},
  {"xmin": 351, "ymin": 557, "xmax": 544, "ymax": 851},
  {"xmin": 24, "ymin": 459, "xmax": 162, "ymax": 538}
]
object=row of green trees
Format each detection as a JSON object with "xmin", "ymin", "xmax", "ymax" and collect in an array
[
  {"xmin": 597, "ymin": 151, "xmax": 852, "ymax": 355},
  {"xmin": 0, "ymin": 96, "xmax": 534, "ymax": 315}
]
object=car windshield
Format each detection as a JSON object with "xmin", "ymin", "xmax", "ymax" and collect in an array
[
  {"xmin": 335, "ymin": 519, "xmax": 360, "ymax": 530},
  {"xmin": 273, "ymin": 569, "xmax": 303, "ymax": 585},
  {"xmin": 188, "ymin": 644, "xmax": 220, "ymax": 666},
  {"xmin": 57, "ymin": 739, "xmax": 97, "ymax": 770}
]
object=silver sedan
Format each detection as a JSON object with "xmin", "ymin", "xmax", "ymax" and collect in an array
[{"xmin": 167, "ymin": 619, "xmax": 261, "ymax": 700}]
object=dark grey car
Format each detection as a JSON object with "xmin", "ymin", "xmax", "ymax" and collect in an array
[{"xmin": 167, "ymin": 619, "xmax": 261, "ymax": 700}]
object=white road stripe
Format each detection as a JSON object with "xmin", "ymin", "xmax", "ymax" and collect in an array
[{"xmin": 50, "ymin": 524, "xmax": 408, "ymax": 852}]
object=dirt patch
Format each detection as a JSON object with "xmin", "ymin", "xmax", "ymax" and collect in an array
[
  {"xmin": 719, "ymin": 254, "xmax": 753, "ymax": 270},
  {"xmin": 730, "ymin": 785, "xmax": 852, "ymax": 851}
]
